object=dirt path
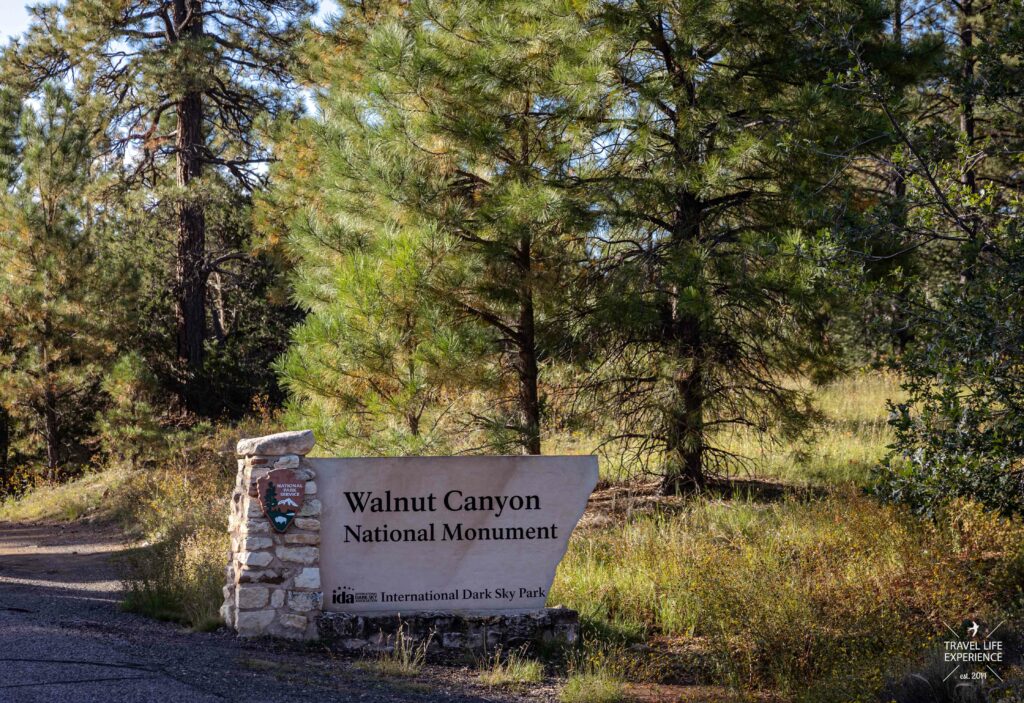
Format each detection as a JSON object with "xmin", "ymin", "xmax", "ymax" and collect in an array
[{"xmin": 0, "ymin": 521, "xmax": 551, "ymax": 703}]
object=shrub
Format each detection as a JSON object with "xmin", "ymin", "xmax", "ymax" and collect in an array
[
  {"xmin": 119, "ymin": 420, "xmax": 268, "ymax": 629},
  {"xmin": 122, "ymin": 524, "xmax": 229, "ymax": 631},
  {"xmin": 873, "ymin": 238, "xmax": 1024, "ymax": 518}
]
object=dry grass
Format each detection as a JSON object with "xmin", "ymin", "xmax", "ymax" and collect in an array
[
  {"xmin": 0, "ymin": 465, "xmax": 133, "ymax": 523},
  {"xmin": 555, "ymin": 493, "xmax": 1024, "ymax": 698},
  {"xmin": 357, "ymin": 624, "xmax": 433, "ymax": 677},
  {"xmin": 724, "ymin": 372, "xmax": 903, "ymax": 486},
  {"xmin": 544, "ymin": 371, "xmax": 904, "ymax": 485},
  {"xmin": 478, "ymin": 647, "xmax": 546, "ymax": 688}
]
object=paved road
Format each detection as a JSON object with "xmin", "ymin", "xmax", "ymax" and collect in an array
[{"xmin": 0, "ymin": 522, "xmax": 533, "ymax": 703}]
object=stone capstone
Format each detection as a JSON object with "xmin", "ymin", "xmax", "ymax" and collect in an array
[{"xmin": 236, "ymin": 430, "xmax": 316, "ymax": 457}]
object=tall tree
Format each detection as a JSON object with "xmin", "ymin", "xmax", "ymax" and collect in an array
[
  {"xmin": 0, "ymin": 85, "xmax": 109, "ymax": 476},
  {"xmin": 277, "ymin": 0, "xmax": 602, "ymax": 454},
  {"xmin": 6, "ymin": 0, "xmax": 314, "ymax": 411},
  {"xmin": 584, "ymin": 0, "xmax": 888, "ymax": 492}
]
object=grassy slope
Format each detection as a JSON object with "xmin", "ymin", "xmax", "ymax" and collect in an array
[{"xmin": 551, "ymin": 373, "xmax": 1024, "ymax": 700}]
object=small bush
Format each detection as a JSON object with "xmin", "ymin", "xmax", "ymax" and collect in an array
[
  {"xmin": 119, "ymin": 421, "xmax": 268, "ymax": 629},
  {"xmin": 479, "ymin": 647, "xmax": 545, "ymax": 688},
  {"xmin": 122, "ymin": 525, "xmax": 228, "ymax": 631}
]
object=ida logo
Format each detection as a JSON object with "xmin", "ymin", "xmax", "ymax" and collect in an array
[
  {"xmin": 332, "ymin": 586, "xmax": 377, "ymax": 604},
  {"xmin": 332, "ymin": 586, "xmax": 355, "ymax": 605}
]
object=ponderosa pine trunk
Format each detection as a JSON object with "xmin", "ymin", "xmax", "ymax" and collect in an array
[
  {"xmin": 40, "ymin": 340, "xmax": 60, "ymax": 479},
  {"xmin": 43, "ymin": 387, "xmax": 59, "ymax": 479},
  {"xmin": 517, "ymin": 234, "xmax": 542, "ymax": 455},
  {"xmin": 0, "ymin": 404, "xmax": 9, "ymax": 474},
  {"xmin": 662, "ymin": 313, "xmax": 706, "ymax": 494},
  {"xmin": 662, "ymin": 195, "xmax": 707, "ymax": 494},
  {"xmin": 173, "ymin": 0, "xmax": 208, "ymax": 410}
]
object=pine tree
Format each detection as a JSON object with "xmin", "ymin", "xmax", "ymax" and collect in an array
[
  {"xmin": 582, "ymin": 0, "xmax": 888, "ymax": 492},
  {"xmin": 276, "ymin": 0, "xmax": 603, "ymax": 454},
  {"xmin": 5, "ymin": 0, "xmax": 314, "ymax": 412},
  {"xmin": 0, "ymin": 85, "xmax": 110, "ymax": 476}
]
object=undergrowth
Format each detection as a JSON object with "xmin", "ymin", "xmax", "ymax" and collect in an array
[
  {"xmin": 552, "ymin": 493, "xmax": 1024, "ymax": 699},
  {"xmin": 478, "ymin": 646, "xmax": 545, "ymax": 688}
]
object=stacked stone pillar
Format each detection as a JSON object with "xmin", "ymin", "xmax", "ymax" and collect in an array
[{"xmin": 221, "ymin": 430, "xmax": 322, "ymax": 640}]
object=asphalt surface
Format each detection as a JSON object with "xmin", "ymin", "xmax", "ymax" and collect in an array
[{"xmin": 0, "ymin": 521, "xmax": 533, "ymax": 703}]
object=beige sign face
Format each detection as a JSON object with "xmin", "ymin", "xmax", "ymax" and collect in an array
[{"xmin": 313, "ymin": 456, "xmax": 598, "ymax": 614}]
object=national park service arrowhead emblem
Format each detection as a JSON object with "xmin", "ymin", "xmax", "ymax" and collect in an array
[{"xmin": 256, "ymin": 468, "xmax": 306, "ymax": 533}]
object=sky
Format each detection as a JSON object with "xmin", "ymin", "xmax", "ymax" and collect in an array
[
  {"xmin": 1, "ymin": 1, "xmax": 32, "ymax": 42},
  {"xmin": 1, "ymin": 1, "xmax": 338, "ymax": 42}
]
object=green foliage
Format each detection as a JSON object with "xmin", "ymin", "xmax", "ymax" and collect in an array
[
  {"xmin": 875, "ymin": 238, "xmax": 1024, "ymax": 517},
  {"xmin": 95, "ymin": 353, "xmax": 167, "ymax": 467},
  {"xmin": 0, "ymin": 84, "xmax": 112, "ymax": 475},
  {"xmin": 275, "ymin": 0, "xmax": 603, "ymax": 455},
  {"xmin": 851, "ymin": 2, "xmax": 1024, "ymax": 519}
]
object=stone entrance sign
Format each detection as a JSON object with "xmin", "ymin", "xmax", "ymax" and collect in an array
[
  {"xmin": 313, "ymin": 456, "xmax": 598, "ymax": 614},
  {"xmin": 223, "ymin": 430, "xmax": 597, "ymax": 646}
]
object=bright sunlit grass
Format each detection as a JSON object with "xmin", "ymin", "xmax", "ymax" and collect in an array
[{"xmin": 0, "ymin": 465, "xmax": 132, "ymax": 523}]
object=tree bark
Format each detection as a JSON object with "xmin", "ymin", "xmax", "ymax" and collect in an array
[
  {"xmin": 662, "ymin": 194, "xmax": 706, "ymax": 494},
  {"xmin": 43, "ymin": 388, "xmax": 59, "ymax": 480},
  {"xmin": 0, "ymin": 404, "xmax": 9, "ymax": 475},
  {"xmin": 173, "ymin": 0, "xmax": 209, "ymax": 410},
  {"xmin": 958, "ymin": 0, "xmax": 979, "ymax": 283},
  {"xmin": 662, "ymin": 313, "xmax": 706, "ymax": 494},
  {"xmin": 40, "ymin": 340, "xmax": 60, "ymax": 480},
  {"xmin": 516, "ymin": 234, "xmax": 542, "ymax": 455}
]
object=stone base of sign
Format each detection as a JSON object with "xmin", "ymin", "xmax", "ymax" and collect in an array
[
  {"xmin": 317, "ymin": 607, "xmax": 579, "ymax": 653},
  {"xmin": 221, "ymin": 430, "xmax": 322, "ymax": 640}
]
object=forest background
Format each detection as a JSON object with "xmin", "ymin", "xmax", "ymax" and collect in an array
[{"xmin": 1, "ymin": 1, "xmax": 1023, "ymax": 701}]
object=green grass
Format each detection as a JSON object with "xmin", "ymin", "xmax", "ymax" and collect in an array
[
  {"xmin": 560, "ymin": 671, "xmax": 628, "ymax": 703},
  {"xmin": 478, "ymin": 647, "xmax": 545, "ymax": 688}
]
